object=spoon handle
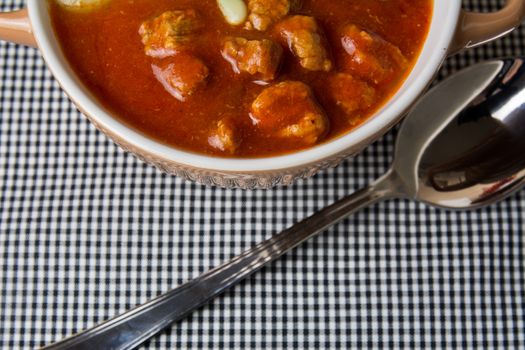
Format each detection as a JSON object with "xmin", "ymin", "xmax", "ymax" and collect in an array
[{"xmin": 42, "ymin": 172, "xmax": 400, "ymax": 350}]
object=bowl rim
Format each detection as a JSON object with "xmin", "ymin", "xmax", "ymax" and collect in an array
[{"xmin": 28, "ymin": 0, "xmax": 461, "ymax": 173}]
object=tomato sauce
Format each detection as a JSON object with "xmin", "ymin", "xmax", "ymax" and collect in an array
[{"xmin": 49, "ymin": 0, "xmax": 432, "ymax": 157}]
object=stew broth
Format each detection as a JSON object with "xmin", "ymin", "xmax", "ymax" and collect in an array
[{"xmin": 50, "ymin": 0, "xmax": 432, "ymax": 157}]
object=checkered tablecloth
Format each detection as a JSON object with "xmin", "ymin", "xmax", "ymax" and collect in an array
[{"xmin": 1, "ymin": 0, "xmax": 524, "ymax": 349}]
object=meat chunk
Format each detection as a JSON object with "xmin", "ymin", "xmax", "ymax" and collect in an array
[
  {"xmin": 276, "ymin": 16, "xmax": 332, "ymax": 72},
  {"xmin": 328, "ymin": 73, "xmax": 376, "ymax": 120},
  {"xmin": 251, "ymin": 81, "xmax": 329, "ymax": 145},
  {"xmin": 244, "ymin": 0, "xmax": 292, "ymax": 31},
  {"xmin": 152, "ymin": 54, "xmax": 209, "ymax": 101},
  {"xmin": 341, "ymin": 24, "xmax": 408, "ymax": 85},
  {"xmin": 208, "ymin": 117, "xmax": 242, "ymax": 154},
  {"xmin": 279, "ymin": 112, "xmax": 328, "ymax": 144},
  {"xmin": 139, "ymin": 10, "xmax": 200, "ymax": 58},
  {"xmin": 222, "ymin": 37, "xmax": 283, "ymax": 81}
]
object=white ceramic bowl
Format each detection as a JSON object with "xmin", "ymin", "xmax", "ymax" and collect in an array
[{"xmin": 1, "ymin": 0, "xmax": 524, "ymax": 188}]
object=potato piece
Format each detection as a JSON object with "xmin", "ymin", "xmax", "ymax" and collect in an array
[
  {"xmin": 222, "ymin": 37, "xmax": 283, "ymax": 81},
  {"xmin": 217, "ymin": 0, "xmax": 248, "ymax": 25},
  {"xmin": 152, "ymin": 54, "xmax": 209, "ymax": 101},
  {"xmin": 328, "ymin": 73, "xmax": 376, "ymax": 119},
  {"xmin": 208, "ymin": 117, "xmax": 242, "ymax": 154},
  {"xmin": 341, "ymin": 24, "xmax": 408, "ymax": 85},
  {"xmin": 251, "ymin": 81, "xmax": 329, "ymax": 145},
  {"xmin": 139, "ymin": 10, "xmax": 200, "ymax": 58},
  {"xmin": 55, "ymin": 0, "xmax": 110, "ymax": 11},
  {"xmin": 276, "ymin": 16, "xmax": 332, "ymax": 72}
]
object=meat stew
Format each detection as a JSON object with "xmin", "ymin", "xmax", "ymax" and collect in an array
[{"xmin": 49, "ymin": 0, "xmax": 432, "ymax": 157}]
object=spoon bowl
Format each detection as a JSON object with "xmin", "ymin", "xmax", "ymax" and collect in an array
[{"xmin": 392, "ymin": 58, "xmax": 525, "ymax": 209}]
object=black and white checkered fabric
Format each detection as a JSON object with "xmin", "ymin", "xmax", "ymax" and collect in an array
[{"xmin": 1, "ymin": 0, "xmax": 524, "ymax": 349}]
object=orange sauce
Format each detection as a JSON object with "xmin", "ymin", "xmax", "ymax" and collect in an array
[{"xmin": 49, "ymin": 0, "xmax": 432, "ymax": 157}]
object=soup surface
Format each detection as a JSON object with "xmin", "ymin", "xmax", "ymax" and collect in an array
[{"xmin": 50, "ymin": 0, "xmax": 432, "ymax": 157}]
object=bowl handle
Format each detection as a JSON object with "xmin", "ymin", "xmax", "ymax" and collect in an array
[
  {"xmin": 449, "ymin": 0, "xmax": 525, "ymax": 55},
  {"xmin": 0, "ymin": 8, "xmax": 37, "ymax": 48},
  {"xmin": 1, "ymin": 3, "xmax": 523, "ymax": 53}
]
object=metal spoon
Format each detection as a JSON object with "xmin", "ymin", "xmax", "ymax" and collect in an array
[{"xmin": 43, "ymin": 58, "xmax": 525, "ymax": 350}]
